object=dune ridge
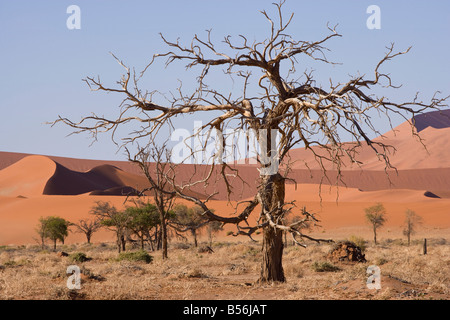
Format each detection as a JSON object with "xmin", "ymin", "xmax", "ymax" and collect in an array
[
  {"xmin": 2, "ymin": 109, "xmax": 450, "ymax": 199},
  {"xmin": 3, "ymin": 153, "xmax": 450, "ymax": 200},
  {"xmin": 0, "ymin": 155, "xmax": 221, "ymax": 200},
  {"xmin": 288, "ymin": 109, "xmax": 450, "ymax": 171},
  {"xmin": 0, "ymin": 155, "xmax": 149, "ymax": 197}
]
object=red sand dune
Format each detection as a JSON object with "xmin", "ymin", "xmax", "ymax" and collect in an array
[
  {"xmin": 43, "ymin": 162, "xmax": 149, "ymax": 196},
  {"xmin": 2, "ymin": 109, "xmax": 450, "ymax": 198},
  {"xmin": 0, "ymin": 155, "xmax": 149, "ymax": 197},
  {"xmin": 2, "ymin": 152, "xmax": 450, "ymax": 199},
  {"xmin": 0, "ymin": 155, "xmax": 56, "ymax": 197},
  {"xmin": 0, "ymin": 109, "xmax": 450, "ymax": 245},
  {"xmin": 286, "ymin": 167, "xmax": 450, "ymax": 198},
  {"xmin": 288, "ymin": 109, "xmax": 450, "ymax": 171},
  {"xmin": 0, "ymin": 153, "xmax": 248, "ymax": 200},
  {"xmin": 0, "ymin": 152, "xmax": 258, "ymax": 200}
]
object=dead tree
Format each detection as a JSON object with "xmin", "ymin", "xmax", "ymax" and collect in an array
[
  {"xmin": 402, "ymin": 209, "xmax": 423, "ymax": 246},
  {"xmin": 73, "ymin": 219, "xmax": 101, "ymax": 244},
  {"xmin": 52, "ymin": 1, "xmax": 448, "ymax": 282},
  {"xmin": 127, "ymin": 145, "xmax": 176, "ymax": 259}
]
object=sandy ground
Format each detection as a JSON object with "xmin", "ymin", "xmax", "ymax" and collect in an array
[
  {"xmin": 0, "ymin": 240, "xmax": 448, "ymax": 300},
  {"xmin": 0, "ymin": 183, "xmax": 449, "ymax": 246}
]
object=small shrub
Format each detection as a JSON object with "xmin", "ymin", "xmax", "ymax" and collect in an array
[
  {"xmin": 69, "ymin": 252, "xmax": 90, "ymax": 263},
  {"xmin": 0, "ymin": 246, "xmax": 16, "ymax": 252},
  {"xmin": 186, "ymin": 268, "xmax": 208, "ymax": 278},
  {"xmin": 80, "ymin": 265, "xmax": 106, "ymax": 281},
  {"xmin": 347, "ymin": 235, "xmax": 367, "ymax": 252},
  {"xmin": 117, "ymin": 250, "xmax": 153, "ymax": 264},
  {"xmin": 3, "ymin": 259, "xmax": 30, "ymax": 267},
  {"xmin": 374, "ymin": 257, "xmax": 389, "ymax": 266},
  {"xmin": 3, "ymin": 260, "xmax": 17, "ymax": 267},
  {"xmin": 312, "ymin": 261, "xmax": 341, "ymax": 272}
]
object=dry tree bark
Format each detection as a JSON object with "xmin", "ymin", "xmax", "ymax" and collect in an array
[{"xmin": 52, "ymin": 1, "xmax": 448, "ymax": 282}]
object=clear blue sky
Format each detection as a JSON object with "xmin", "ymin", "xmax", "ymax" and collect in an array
[{"xmin": 0, "ymin": 0, "xmax": 449, "ymax": 161}]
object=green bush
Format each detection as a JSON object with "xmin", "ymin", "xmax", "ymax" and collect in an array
[
  {"xmin": 117, "ymin": 250, "xmax": 153, "ymax": 264},
  {"xmin": 69, "ymin": 252, "xmax": 90, "ymax": 263},
  {"xmin": 311, "ymin": 261, "xmax": 341, "ymax": 272}
]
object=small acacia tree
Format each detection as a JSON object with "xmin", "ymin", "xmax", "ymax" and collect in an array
[
  {"xmin": 126, "ymin": 202, "xmax": 160, "ymax": 250},
  {"xmin": 206, "ymin": 220, "xmax": 223, "ymax": 247},
  {"xmin": 90, "ymin": 201, "xmax": 129, "ymax": 253},
  {"xmin": 128, "ymin": 147, "xmax": 176, "ymax": 259},
  {"xmin": 171, "ymin": 204, "xmax": 208, "ymax": 247},
  {"xmin": 36, "ymin": 217, "xmax": 50, "ymax": 249},
  {"xmin": 365, "ymin": 203, "xmax": 387, "ymax": 245},
  {"xmin": 37, "ymin": 216, "xmax": 71, "ymax": 251},
  {"xmin": 53, "ymin": 2, "xmax": 448, "ymax": 282},
  {"xmin": 403, "ymin": 209, "xmax": 423, "ymax": 246},
  {"xmin": 73, "ymin": 219, "xmax": 101, "ymax": 244}
]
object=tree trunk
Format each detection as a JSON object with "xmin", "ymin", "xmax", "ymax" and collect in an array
[
  {"xmin": 160, "ymin": 214, "xmax": 168, "ymax": 259},
  {"xmin": 259, "ymin": 173, "xmax": 286, "ymax": 283},
  {"xmin": 53, "ymin": 239, "xmax": 57, "ymax": 251},
  {"xmin": 121, "ymin": 234, "xmax": 126, "ymax": 252},
  {"xmin": 373, "ymin": 226, "xmax": 377, "ymax": 245},
  {"xmin": 260, "ymin": 225, "xmax": 285, "ymax": 282},
  {"xmin": 156, "ymin": 225, "xmax": 161, "ymax": 250},
  {"xmin": 284, "ymin": 230, "xmax": 288, "ymax": 248},
  {"xmin": 149, "ymin": 234, "xmax": 155, "ymax": 251},
  {"xmin": 192, "ymin": 229, "xmax": 198, "ymax": 248}
]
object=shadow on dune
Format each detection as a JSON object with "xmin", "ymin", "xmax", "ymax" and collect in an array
[{"xmin": 43, "ymin": 163, "xmax": 146, "ymax": 196}]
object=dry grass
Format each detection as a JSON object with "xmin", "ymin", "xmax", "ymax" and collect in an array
[{"xmin": 0, "ymin": 238, "xmax": 448, "ymax": 300}]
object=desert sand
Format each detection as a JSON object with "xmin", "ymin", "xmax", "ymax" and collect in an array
[
  {"xmin": 0, "ymin": 111, "xmax": 449, "ymax": 301},
  {"xmin": 0, "ymin": 110, "xmax": 450, "ymax": 246}
]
